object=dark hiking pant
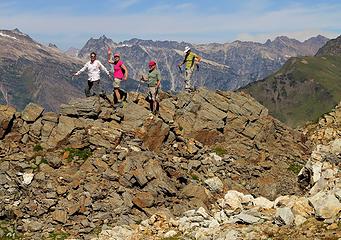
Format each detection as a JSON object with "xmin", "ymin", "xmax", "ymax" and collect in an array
[{"xmin": 85, "ymin": 80, "xmax": 102, "ymax": 97}]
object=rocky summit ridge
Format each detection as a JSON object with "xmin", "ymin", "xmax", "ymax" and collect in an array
[{"xmin": 0, "ymin": 89, "xmax": 340, "ymax": 239}]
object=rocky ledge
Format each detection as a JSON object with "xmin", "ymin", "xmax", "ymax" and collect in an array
[{"xmin": 0, "ymin": 88, "xmax": 325, "ymax": 239}]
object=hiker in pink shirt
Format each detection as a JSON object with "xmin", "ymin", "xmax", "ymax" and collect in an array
[{"xmin": 108, "ymin": 48, "xmax": 128, "ymax": 107}]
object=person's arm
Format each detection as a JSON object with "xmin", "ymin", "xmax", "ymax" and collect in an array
[
  {"xmin": 121, "ymin": 64, "xmax": 128, "ymax": 80},
  {"xmin": 156, "ymin": 71, "xmax": 161, "ymax": 88},
  {"xmin": 178, "ymin": 57, "xmax": 186, "ymax": 67},
  {"xmin": 98, "ymin": 61, "xmax": 110, "ymax": 76},
  {"xmin": 140, "ymin": 74, "xmax": 148, "ymax": 81},
  {"xmin": 74, "ymin": 62, "xmax": 88, "ymax": 76},
  {"xmin": 107, "ymin": 48, "xmax": 115, "ymax": 64},
  {"xmin": 195, "ymin": 54, "xmax": 202, "ymax": 63}
]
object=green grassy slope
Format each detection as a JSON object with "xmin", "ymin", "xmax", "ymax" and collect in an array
[{"xmin": 241, "ymin": 55, "xmax": 341, "ymax": 127}]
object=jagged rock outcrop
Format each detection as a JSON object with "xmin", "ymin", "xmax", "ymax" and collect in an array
[
  {"xmin": 0, "ymin": 105, "xmax": 16, "ymax": 139},
  {"xmin": 304, "ymin": 101, "xmax": 341, "ymax": 146},
  {"xmin": 0, "ymin": 89, "xmax": 313, "ymax": 239},
  {"xmin": 94, "ymin": 108, "xmax": 341, "ymax": 239}
]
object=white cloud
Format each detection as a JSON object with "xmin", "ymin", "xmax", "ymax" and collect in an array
[
  {"xmin": 0, "ymin": 1, "xmax": 340, "ymax": 47},
  {"xmin": 115, "ymin": 0, "xmax": 141, "ymax": 10}
]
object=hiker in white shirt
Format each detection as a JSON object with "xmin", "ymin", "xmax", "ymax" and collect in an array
[{"xmin": 74, "ymin": 52, "xmax": 110, "ymax": 97}]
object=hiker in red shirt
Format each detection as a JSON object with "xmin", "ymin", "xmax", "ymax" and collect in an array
[
  {"xmin": 108, "ymin": 48, "xmax": 128, "ymax": 107},
  {"xmin": 141, "ymin": 60, "xmax": 161, "ymax": 114}
]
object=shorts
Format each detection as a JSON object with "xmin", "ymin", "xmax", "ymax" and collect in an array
[
  {"xmin": 148, "ymin": 86, "xmax": 159, "ymax": 101},
  {"xmin": 113, "ymin": 78, "xmax": 122, "ymax": 89}
]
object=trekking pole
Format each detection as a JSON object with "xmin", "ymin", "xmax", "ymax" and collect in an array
[
  {"xmin": 178, "ymin": 65, "xmax": 183, "ymax": 74},
  {"xmin": 133, "ymin": 79, "xmax": 143, "ymax": 104}
]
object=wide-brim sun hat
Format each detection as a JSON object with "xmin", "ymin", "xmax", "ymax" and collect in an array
[{"xmin": 184, "ymin": 46, "xmax": 191, "ymax": 53}]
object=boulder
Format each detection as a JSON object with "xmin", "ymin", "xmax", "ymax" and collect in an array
[
  {"xmin": 204, "ymin": 177, "xmax": 224, "ymax": 193},
  {"xmin": 223, "ymin": 190, "xmax": 245, "ymax": 210},
  {"xmin": 88, "ymin": 123, "xmax": 122, "ymax": 149},
  {"xmin": 0, "ymin": 105, "xmax": 16, "ymax": 139},
  {"xmin": 60, "ymin": 97, "xmax": 101, "ymax": 118},
  {"xmin": 21, "ymin": 103, "xmax": 44, "ymax": 122},
  {"xmin": 275, "ymin": 207, "xmax": 294, "ymax": 226},
  {"xmin": 291, "ymin": 197, "xmax": 314, "ymax": 218},
  {"xmin": 234, "ymin": 212, "xmax": 261, "ymax": 224},
  {"xmin": 159, "ymin": 98, "xmax": 176, "ymax": 123},
  {"xmin": 253, "ymin": 196, "xmax": 274, "ymax": 209},
  {"xmin": 46, "ymin": 116, "xmax": 76, "ymax": 148},
  {"xmin": 94, "ymin": 226, "xmax": 133, "ymax": 240},
  {"xmin": 140, "ymin": 118, "xmax": 169, "ymax": 151},
  {"xmin": 29, "ymin": 118, "xmax": 42, "ymax": 137},
  {"xmin": 132, "ymin": 192, "xmax": 155, "ymax": 208},
  {"xmin": 309, "ymin": 192, "xmax": 341, "ymax": 219},
  {"xmin": 52, "ymin": 209, "xmax": 67, "ymax": 223},
  {"xmin": 42, "ymin": 112, "xmax": 59, "ymax": 123},
  {"xmin": 120, "ymin": 102, "xmax": 151, "ymax": 131},
  {"xmin": 182, "ymin": 183, "xmax": 209, "ymax": 203}
]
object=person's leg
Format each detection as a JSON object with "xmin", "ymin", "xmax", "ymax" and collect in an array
[
  {"xmin": 85, "ymin": 81, "xmax": 93, "ymax": 97},
  {"xmin": 154, "ymin": 87, "xmax": 159, "ymax": 113},
  {"xmin": 185, "ymin": 68, "xmax": 194, "ymax": 91},
  {"xmin": 113, "ymin": 78, "xmax": 121, "ymax": 103},
  {"xmin": 149, "ymin": 87, "xmax": 158, "ymax": 113},
  {"xmin": 92, "ymin": 80, "xmax": 101, "ymax": 96}
]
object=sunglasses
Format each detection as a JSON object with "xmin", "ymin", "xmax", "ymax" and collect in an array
[{"xmin": 90, "ymin": 55, "xmax": 96, "ymax": 58}]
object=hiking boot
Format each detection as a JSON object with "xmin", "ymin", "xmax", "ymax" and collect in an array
[
  {"xmin": 152, "ymin": 110, "xmax": 160, "ymax": 116},
  {"xmin": 114, "ymin": 102, "xmax": 123, "ymax": 108},
  {"xmin": 185, "ymin": 87, "xmax": 195, "ymax": 93}
]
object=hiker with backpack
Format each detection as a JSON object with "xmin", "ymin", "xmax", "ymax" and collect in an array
[
  {"xmin": 141, "ymin": 60, "xmax": 161, "ymax": 114},
  {"xmin": 73, "ymin": 52, "xmax": 110, "ymax": 97},
  {"xmin": 107, "ymin": 48, "xmax": 128, "ymax": 107},
  {"xmin": 178, "ymin": 46, "xmax": 201, "ymax": 92}
]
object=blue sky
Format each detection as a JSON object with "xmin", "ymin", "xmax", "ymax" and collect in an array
[{"xmin": 0, "ymin": 0, "xmax": 340, "ymax": 50}]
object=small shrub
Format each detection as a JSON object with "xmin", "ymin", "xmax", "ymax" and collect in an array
[
  {"xmin": 213, "ymin": 147, "xmax": 227, "ymax": 156},
  {"xmin": 49, "ymin": 231, "xmax": 69, "ymax": 240},
  {"xmin": 33, "ymin": 144, "xmax": 43, "ymax": 152},
  {"xmin": 0, "ymin": 221, "xmax": 21, "ymax": 240},
  {"xmin": 40, "ymin": 158, "xmax": 48, "ymax": 165},
  {"xmin": 64, "ymin": 148, "xmax": 92, "ymax": 161},
  {"xmin": 191, "ymin": 174, "xmax": 199, "ymax": 181},
  {"xmin": 288, "ymin": 163, "xmax": 303, "ymax": 174}
]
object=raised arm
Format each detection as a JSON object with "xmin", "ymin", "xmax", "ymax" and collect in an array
[{"xmin": 107, "ymin": 48, "xmax": 115, "ymax": 64}]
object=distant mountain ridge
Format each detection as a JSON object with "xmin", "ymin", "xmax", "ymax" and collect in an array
[
  {"xmin": 0, "ymin": 29, "xmax": 86, "ymax": 111},
  {"xmin": 0, "ymin": 28, "xmax": 330, "ymax": 111},
  {"xmin": 242, "ymin": 35, "xmax": 341, "ymax": 127},
  {"xmin": 316, "ymin": 35, "xmax": 341, "ymax": 56},
  {"xmin": 78, "ymin": 35, "xmax": 328, "ymax": 92}
]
